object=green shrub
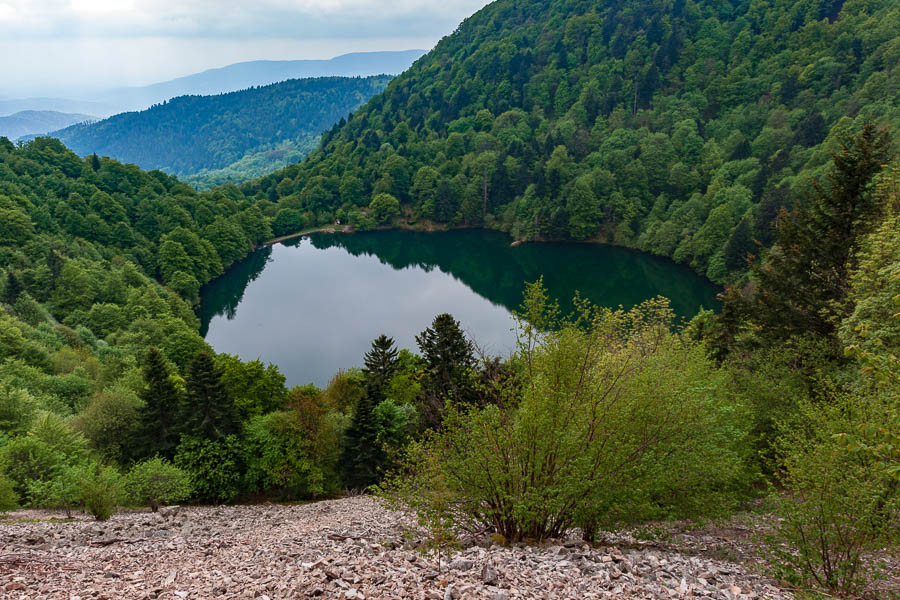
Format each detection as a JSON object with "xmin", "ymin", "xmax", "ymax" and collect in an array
[
  {"xmin": 79, "ymin": 463, "xmax": 123, "ymax": 521},
  {"xmin": 125, "ymin": 457, "xmax": 191, "ymax": 511},
  {"xmin": 0, "ymin": 436, "xmax": 63, "ymax": 498},
  {"xmin": 383, "ymin": 283, "xmax": 753, "ymax": 542},
  {"xmin": 766, "ymin": 391, "xmax": 899, "ymax": 596},
  {"xmin": 0, "ymin": 474, "xmax": 18, "ymax": 514},
  {"xmin": 27, "ymin": 464, "xmax": 84, "ymax": 517},
  {"xmin": 174, "ymin": 435, "xmax": 244, "ymax": 503}
]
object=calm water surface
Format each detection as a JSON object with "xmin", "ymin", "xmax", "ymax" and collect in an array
[{"xmin": 199, "ymin": 230, "xmax": 719, "ymax": 387}]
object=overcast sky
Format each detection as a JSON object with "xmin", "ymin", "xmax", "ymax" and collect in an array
[{"xmin": 0, "ymin": 0, "xmax": 491, "ymax": 97}]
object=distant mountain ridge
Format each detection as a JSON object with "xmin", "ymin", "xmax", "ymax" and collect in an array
[
  {"xmin": 47, "ymin": 75, "xmax": 394, "ymax": 184},
  {"xmin": 0, "ymin": 110, "xmax": 96, "ymax": 140},
  {"xmin": 0, "ymin": 98, "xmax": 116, "ymax": 118},
  {"xmin": 99, "ymin": 50, "xmax": 427, "ymax": 111}
]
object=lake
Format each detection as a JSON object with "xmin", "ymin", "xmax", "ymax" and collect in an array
[{"xmin": 199, "ymin": 230, "xmax": 720, "ymax": 387}]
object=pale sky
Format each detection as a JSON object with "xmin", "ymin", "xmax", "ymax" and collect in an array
[{"xmin": 0, "ymin": 0, "xmax": 491, "ymax": 97}]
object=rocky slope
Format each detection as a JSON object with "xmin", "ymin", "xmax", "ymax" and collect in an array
[{"xmin": 0, "ymin": 497, "xmax": 792, "ymax": 599}]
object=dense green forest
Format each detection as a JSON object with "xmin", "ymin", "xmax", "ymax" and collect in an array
[
  {"xmin": 239, "ymin": 0, "xmax": 898, "ymax": 284},
  {"xmin": 48, "ymin": 76, "xmax": 392, "ymax": 183},
  {"xmin": 0, "ymin": 0, "xmax": 898, "ymax": 596}
]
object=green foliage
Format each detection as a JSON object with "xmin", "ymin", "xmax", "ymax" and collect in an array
[
  {"xmin": 79, "ymin": 462, "xmax": 123, "ymax": 521},
  {"xmin": 243, "ymin": 396, "xmax": 342, "ymax": 500},
  {"xmin": 125, "ymin": 457, "xmax": 192, "ymax": 511},
  {"xmin": 216, "ymin": 354, "xmax": 287, "ymax": 421},
  {"xmin": 52, "ymin": 76, "xmax": 392, "ymax": 180},
  {"xmin": 72, "ymin": 384, "xmax": 142, "ymax": 463},
  {"xmin": 181, "ymin": 351, "xmax": 239, "ymax": 440},
  {"xmin": 0, "ymin": 475, "xmax": 19, "ymax": 514},
  {"xmin": 766, "ymin": 391, "xmax": 899, "ymax": 596},
  {"xmin": 387, "ymin": 284, "xmax": 752, "ymax": 542},
  {"xmin": 363, "ymin": 334, "xmax": 400, "ymax": 391},
  {"xmin": 0, "ymin": 435, "xmax": 62, "ymax": 498},
  {"xmin": 27, "ymin": 464, "xmax": 84, "ymax": 517},
  {"xmin": 135, "ymin": 347, "xmax": 182, "ymax": 460},
  {"xmin": 730, "ymin": 124, "xmax": 893, "ymax": 353},
  {"xmin": 174, "ymin": 435, "xmax": 244, "ymax": 503},
  {"xmin": 368, "ymin": 193, "xmax": 401, "ymax": 225},
  {"xmin": 340, "ymin": 384, "xmax": 385, "ymax": 491},
  {"xmin": 416, "ymin": 313, "xmax": 477, "ymax": 428}
]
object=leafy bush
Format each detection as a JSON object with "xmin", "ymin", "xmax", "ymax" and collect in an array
[
  {"xmin": 0, "ymin": 474, "xmax": 18, "ymax": 514},
  {"xmin": 766, "ymin": 391, "xmax": 899, "ymax": 596},
  {"xmin": 174, "ymin": 436, "xmax": 244, "ymax": 503},
  {"xmin": 384, "ymin": 283, "xmax": 752, "ymax": 542},
  {"xmin": 79, "ymin": 463, "xmax": 123, "ymax": 521},
  {"xmin": 0, "ymin": 436, "xmax": 63, "ymax": 498},
  {"xmin": 28, "ymin": 463, "xmax": 84, "ymax": 517},
  {"xmin": 125, "ymin": 457, "xmax": 191, "ymax": 511}
]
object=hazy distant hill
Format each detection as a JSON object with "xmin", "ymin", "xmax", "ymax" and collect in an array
[
  {"xmin": 0, "ymin": 98, "xmax": 115, "ymax": 118},
  {"xmin": 100, "ymin": 50, "xmax": 426, "ymax": 111},
  {"xmin": 49, "ymin": 76, "xmax": 393, "ymax": 184},
  {"xmin": 0, "ymin": 110, "xmax": 95, "ymax": 140}
]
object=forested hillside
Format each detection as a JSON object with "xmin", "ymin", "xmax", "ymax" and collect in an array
[
  {"xmin": 49, "ymin": 76, "xmax": 392, "ymax": 184},
  {"xmin": 241, "ymin": 0, "xmax": 899, "ymax": 283}
]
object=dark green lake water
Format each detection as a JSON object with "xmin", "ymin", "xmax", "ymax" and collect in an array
[{"xmin": 199, "ymin": 230, "xmax": 719, "ymax": 387}]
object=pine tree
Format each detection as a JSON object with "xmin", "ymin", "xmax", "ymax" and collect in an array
[
  {"xmin": 181, "ymin": 351, "xmax": 239, "ymax": 441},
  {"xmin": 135, "ymin": 348, "xmax": 183, "ymax": 459},
  {"xmin": 340, "ymin": 382, "xmax": 385, "ymax": 491},
  {"xmin": 732, "ymin": 122, "xmax": 892, "ymax": 348},
  {"xmin": 416, "ymin": 313, "xmax": 477, "ymax": 428},
  {"xmin": 90, "ymin": 153, "xmax": 101, "ymax": 172},
  {"xmin": 363, "ymin": 334, "xmax": 399, "ymax": 391},
  {"xmin": 724, "ymin": 217, "xmax": 755, "ymax": 271}
]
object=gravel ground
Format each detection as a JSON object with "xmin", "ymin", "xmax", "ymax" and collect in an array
[{"xmin": 0, "ymin": 497, "xmax": 795, "ymax": 599}]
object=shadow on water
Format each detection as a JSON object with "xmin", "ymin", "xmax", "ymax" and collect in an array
[{"xmin": 304, "ymin": 230, "xmax": 720, "ymax": 320}]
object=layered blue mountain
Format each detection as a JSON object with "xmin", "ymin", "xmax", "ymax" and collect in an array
[{"xmin": 47, "ymin": 76, "xmax": 394, "ymax": 187}]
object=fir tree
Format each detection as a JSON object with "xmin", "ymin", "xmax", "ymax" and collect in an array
[
  {"xmin": 363, "ymin": 334, "xmax": 399, "ymax": 391},
  {"xmin": 181, "ymin": 351, "xmax": 239, "ymax": 441},
  {"xmin": 90, "ymin": 153, "xmax": 101, "ymax": 172},
  {"xmin": 732, "ymin": 123, "xmax": 892, "ymax": 348},
  {"xmin": 416, "ymin": 313, "xmax": 477, "ymax": 428},
  {"xmin": 724, "ymin": 217, "xmax": 755, "ymax": 271},
  {"xmin": 340, "ymin": 382, "xmax": 385, "ymax": 491},
  {"xmin": 135, "ymin": 348, "xmax": 182, "ymax": 460}
]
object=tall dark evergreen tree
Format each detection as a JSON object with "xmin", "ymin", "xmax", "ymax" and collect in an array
[
  {"xmin": 416, "ymin": 313, "xmax": 477, "ymax": 428},
  {"xmin": 724, "ymin": 218, "xmax": 755, "ymax": 271},
  {"xmin": 733, "ymin": 123, "xmax": 892, "ymax": 348},
  {"xmin": 181, "ymin": 351, "xmax": 240, "ymax": 440},
  {"xmin": 363, "ymin": 334, "xmax": 399, "ymax": 390},
  {"xmin": 135, "ymin": 347, "xmax": 182, "ymax": 459},
  {"xmin": 339, "ymin": 382, "xmax": 385, "ymax": 491}
]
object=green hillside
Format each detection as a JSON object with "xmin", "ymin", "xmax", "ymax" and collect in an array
[
  {"xmin": 240, "ymin": 0, "xmax": 899, "ymax": 283},
  {"xmin": 49, "ymin": 76, "xmax": 392, "ymax": 181}
]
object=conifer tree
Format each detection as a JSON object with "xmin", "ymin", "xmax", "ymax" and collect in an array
[
  {"xmin": 731, "ymin": 122, "xmax": 892, "ymax": 349},
  {"xmin": 339, "ymin": 382, "xmax": 385, "ymax": 491},
  {"xmin": 135, "ymin": 348, "xmax": 182, "ymax": 459},
  {"xmin": 181, "ymin": 351, "xmax": 239, "ymax": 440},
  {"xmin": 416, "ymin": 313, "xmax": 477, "ymax": 428},
  {"xmin": 363, "ymin": 334, "xmax": 399, "ymax": 391}
]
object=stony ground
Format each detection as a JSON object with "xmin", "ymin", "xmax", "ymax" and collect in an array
[{"xmin": 0, "ymin": 497, "xmax": 797, "ymax": 599}]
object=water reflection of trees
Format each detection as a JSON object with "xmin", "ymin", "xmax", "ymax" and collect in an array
[
  {"xmin": 198, "ymin": 246, "xmax": 272, "ymax": 335},
  {"xmin": 308, "ymin": 230, "xmax": 720, "ymax": 319}
]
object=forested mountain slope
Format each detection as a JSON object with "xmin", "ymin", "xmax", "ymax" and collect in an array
[
  {"xmin": 49, "ymin": 76, "xmax": 392, "ymax": 184},
  {"xmin": 240, "ymin": 0, "xmax": 899, "ymax": 283}
]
